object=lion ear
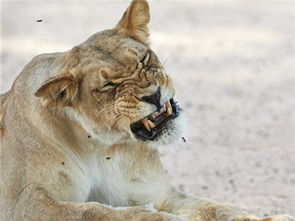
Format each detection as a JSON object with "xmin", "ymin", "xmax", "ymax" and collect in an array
[
  {"xmin": 35, "ymin": 74, "xmax": 78, "ymax": 108},
  {"xmin": 116, "ymin": 0, "xmax": 150, "ymax": 45}
]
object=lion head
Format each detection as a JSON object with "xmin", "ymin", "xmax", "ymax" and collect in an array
[{"xmin": 35, "ymin": 0, "xmax": 184, "ymax": 146}]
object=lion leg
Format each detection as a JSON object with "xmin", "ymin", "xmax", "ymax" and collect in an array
[
  {"xmin": 9, "ymin": 185, "xmax": 184, "ymax": 221},
  {"xmin": 155, "ymin": 190, "xmax": 252, "ymax": 221},
  {"xmin": 154, "ymin": 189, "xmax": 295, "ymax": 221},
  {"xmin": 232, "ymin": 215, "xmax": 295, "ymax": 221}
]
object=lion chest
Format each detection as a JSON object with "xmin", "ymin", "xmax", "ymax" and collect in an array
[{"xmin": 82, "ymin": 149, "xmax": 154, "ymax": 207}]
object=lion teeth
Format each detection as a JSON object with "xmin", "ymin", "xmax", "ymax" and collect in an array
[
  {"xmin": 141, "ymin": 118, "xmax": 151, "ymax": 131},
  {"xmin": 166, "ymin": 101, "xmax": 173, "ymax": 116},
  {"xmin": 147, "ymin": 119, "xmax": 155, "ymax": 129},
  {"xmin": 141, "ymin": 101, "xmax": 173, "ymax": 131},
  {"xmin": 159, "ymin": 105, "xmax": 166, "ymax": 113},
  {"xmin": 151, "ymin": 112, "xmax": 159, "ymax": 119},
  {"xmin": 141, "ymin": 118, "xmax": 155, "ymax": 131},
  {"xmin": 151, "ymin": 105, "xmax": 166, "ymax": 119}
]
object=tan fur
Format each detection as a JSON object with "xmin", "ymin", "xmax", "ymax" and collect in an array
[
  {"xmin": 0, "ymin": 0, "xmax": 294, "ymax": 221},
  {"xmin": 116, "ymin": 0, "xmax": 150, "ymax": 45}
]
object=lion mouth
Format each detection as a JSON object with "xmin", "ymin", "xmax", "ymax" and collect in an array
[{"xmin": 130, "ymin": 99, "xmax": 180, "ymax": 141}]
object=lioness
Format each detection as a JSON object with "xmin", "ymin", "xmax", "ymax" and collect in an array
[{"xmin": 0, "ymin": 0, "xmax": 294, "ymax": 220}]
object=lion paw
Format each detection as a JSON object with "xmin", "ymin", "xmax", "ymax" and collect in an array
[
  {"xmin": 232, "ymin": 215, "xmax": 295, "ymax": 221},
  {"xmin": 262, "ymin": 215, "xmax": 295, "ymax": 221},
  {"xmin": 120, "ymin": 206, "xmax": 187, "ymax": 221}
]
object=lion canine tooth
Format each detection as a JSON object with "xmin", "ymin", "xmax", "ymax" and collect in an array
[
  {"xmin": 147, "ymin": 119, "xmax": 155, "ymax": 129},
  {"xmin": 166, "ymin": 101, "xmax": 173, "ymax": 116},
  {"xmin": 141, "ymin": 118, "xmax": 151, "ymax": 131},
  {"xmin": 160, "ymin": 105, "xmax": 166, "ymax": 113}
]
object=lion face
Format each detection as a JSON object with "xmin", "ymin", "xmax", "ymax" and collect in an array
[
  {"xmin": 76, "ymin": 33, "xmax": 183, "ymax": 145},
  {"xmin": 35, "ymin": 0, "xmax": 184, "ymax": 146}
]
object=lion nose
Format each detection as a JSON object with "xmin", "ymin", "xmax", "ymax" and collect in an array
[{"xmin": 141, "ymin": 87, "xmax": 161, "ymax": 110}]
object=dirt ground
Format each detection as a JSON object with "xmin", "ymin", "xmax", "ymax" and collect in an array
[{"xmin": 1, "ymin": 0, "xmax": 295, "ymax": 217}]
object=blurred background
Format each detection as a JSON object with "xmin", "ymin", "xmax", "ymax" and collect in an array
[{"xmin": 1, "ymin": 0, "xmax": 295, "ymax": 217}]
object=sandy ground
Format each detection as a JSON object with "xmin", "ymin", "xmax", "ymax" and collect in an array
[{"xmin": 1, "ymin": 0, "xmax": 295, "ymax": 217}]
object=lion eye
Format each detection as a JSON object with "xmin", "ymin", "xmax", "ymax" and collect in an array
[
  {"xmin": 97, "ymin": 82, "xmax": 117, "ymax": 92},
  {"xmin": 140, "ymin": 52, "xmax": 150, "ymax": 66}
]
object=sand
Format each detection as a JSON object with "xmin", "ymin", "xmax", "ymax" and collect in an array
[{"xmin": 1, "ymin": 0, "xmax": 294, "ymax": 217}]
